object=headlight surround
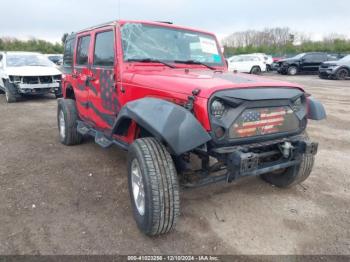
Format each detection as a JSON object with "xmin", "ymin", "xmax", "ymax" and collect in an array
[
  {"xmin": 211, "ymin": 100, "xmax": 226, "ymax": 118},
  {"xmin": 292, "ymin": 96, "xmax": 305, "ymax": 112},
  {"xmin": 9, "ymin": 75, "xmax": 21, "ymax": 83}
]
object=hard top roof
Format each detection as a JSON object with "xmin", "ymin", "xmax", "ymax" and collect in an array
[{"xmin": 71, "ymin": 20, "xmax": 215, "ymax": 37}]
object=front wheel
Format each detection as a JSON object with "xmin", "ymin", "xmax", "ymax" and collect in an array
[
  {"xmin": 127, "ymin": 138, "xmax": 180, "ymax": 236},
  {"xmin": 4, "ymin": 80, "xmax": 20, "ymax": 103},
  {"xmin": 335, "ymin": 68, "xmax": 349, "ymax": 80},
  {"xmin": 261, "ymin": 144, "xmax": 314, "ymax": 188},
  {"xmin": 287, "ymin": 66, "xmax": 298, "ymax": 76},
  {"xmin": 250, "ymin": 66, "xmax": 262, "ymax": 75}
]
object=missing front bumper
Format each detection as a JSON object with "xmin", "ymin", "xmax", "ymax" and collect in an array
[
  {"xmin": 226, "ymin": 140, "xmax": 318, "ymax": 182},
  {"xmin": 182, "ymin": 137, "xmax": 318, "ymax": 188}
]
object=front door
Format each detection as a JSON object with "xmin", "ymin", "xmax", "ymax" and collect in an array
[{"xmin": 88, "ymin": 28, "xmax": 120, "ymax": 130}]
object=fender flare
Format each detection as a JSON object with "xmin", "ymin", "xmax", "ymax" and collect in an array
[
  {"xmin": 307, "ymin": 97, "xmax": 326, "ymax": 120},
  {"xmin": 111, "ymin": 98, "xmax": 211, "ymax": 155}
]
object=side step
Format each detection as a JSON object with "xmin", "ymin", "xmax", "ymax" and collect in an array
[
  {"xmin": 95, "ymin": 132, "xmax": 113, "ymax": 148},
  {"xmin": 77, "ymin": 121, "xmax": 129, "ymax": 150}
]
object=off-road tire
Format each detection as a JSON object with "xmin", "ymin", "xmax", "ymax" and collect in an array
[
  {"xmin": 57, "ymin": 98, "xmax": 83, "ymax": 145},
  {"xmin": 261, "ymin": 134, "xmax": 314, "ymax": 188},
  {"xmin": 335, "ymin": 68, "xmax": 349, "ymax": 80},
  {"xmin": 127, "ymin": 138, "xmax": 180, "ymax": 236},
  {"xmin": 287, "ymin": 66, "xmax": 298, "ymax": 76},
  {"xmin": 250, "ymin": 66, "xmax": 262, "ymax": 75}
]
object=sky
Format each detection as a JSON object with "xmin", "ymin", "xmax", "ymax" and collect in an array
[{"xmin": 0, "ymin": 0, "xmax": 349, "ymax": 43}]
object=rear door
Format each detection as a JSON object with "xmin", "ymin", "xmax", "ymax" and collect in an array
[
  {"xmin": 73, "ymin": 34, "xmax": 92, "ymax": 122},
  {"xmin": 89, "ymin": 27, "xmax": 119, "ymax": 130},
  {"xmin": 310, "ymin": 53, "xmax": 326, "ymax": 72}
]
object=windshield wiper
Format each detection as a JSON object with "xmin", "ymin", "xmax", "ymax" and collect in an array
[
  {"xmin": 127, "ymin": 58, "xmax": 176, "ymax": 68},
  {"xmin": 174, "ymin": 60, "xmax": 216, "ymax": 70}
]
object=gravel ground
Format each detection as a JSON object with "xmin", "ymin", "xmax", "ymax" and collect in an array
[{"xmin": 0, "ymin": 74, "xmax": 349, "ymax": 255}]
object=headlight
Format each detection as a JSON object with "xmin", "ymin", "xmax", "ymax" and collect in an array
[
  {"xmin": 9, "ymin": 75, "xmax": 21, "ymax": 83},
  {"xmin": 211, "ymin": 100, "xmax": 225, "ymax": 118}
]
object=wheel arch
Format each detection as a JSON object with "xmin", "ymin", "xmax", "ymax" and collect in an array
[
  {"xmin": 336, "ymin": 66, "xmax": 350, "ymax": 74},
  {"xmin": 111, "ymin": 98, "xmax": 211, "ymax": 155}
]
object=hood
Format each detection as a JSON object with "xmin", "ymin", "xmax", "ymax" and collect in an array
[
  {"xmin": 278, "ymin": 58, "xmax": 298, "ymax": 63},
  {"xmin": 124, "ymin": 67, "xmax": 303, "ymax": 99},
  {"xmin": 322, "ymin": 60, "xmax": 340, "ymax": 65},
  {"xmin": 5, "ymin": 66, "xmax": 61, "ymax": 76}
]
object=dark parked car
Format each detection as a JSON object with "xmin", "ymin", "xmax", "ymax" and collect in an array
[
  {"xmin": 277, "ymin": 52, "xmax": 338, "ymax": 75},
  {"xmin": 319, "ymin": 55, "xmax": 350, "ymax": 80}
]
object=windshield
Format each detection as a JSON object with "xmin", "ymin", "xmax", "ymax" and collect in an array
[
  {"xmin": 291, "ymin": 53, "xmax": 306, "ymax": 59},
  {"xmin": 121, "ymin": 23, "xmax": 224, "ymax": 66},
  {"xmin": 229, "ymin": 56, "xmax": 241, "ymax": 62},
  {"xmin": 6, "ymin": 54, "xmax": 54, "ymax": 67}
]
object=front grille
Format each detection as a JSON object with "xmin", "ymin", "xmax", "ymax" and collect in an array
[
  {"xmin": 39, "ymin": 76, "xmax": 53, "ymax": 83},
  {"xmin": 11, "ymin": 75, "xmax": 59, "ymax": 84},
  {"xmin": 22, "ymin": 76, "xmax": 39, "ymax": 84},
  {"xmin": 229, "ymin": 106, "xmax": 300, "ymax": 139}
]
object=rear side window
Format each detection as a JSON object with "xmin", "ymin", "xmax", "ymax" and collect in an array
[
  {"xmin": 93, "ymin": 30, "xmax": 115, "ymax": 66},
  {"xmin": 76, "ymin": 35, "xmax": 91, "ymax": 65},
  {"xmin": 312, "ymin": 54, "xmax": 325, "ymax": 62},
  {"xmin": 63, "ymin": 38, "xmax": 75, "ymax": 67}
]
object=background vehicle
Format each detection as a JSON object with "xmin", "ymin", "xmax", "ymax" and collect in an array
[
  {"xmin": 252, "ymin": 53, "xmax": 273, "ymax": 71},
  {"xmin": 58, "ymin": 20, "xmax": 325, "ymax": 236},
  {"xmin": 227, "ymin": 54, "xmax": 266, "ymax": 74},
  {"xmin": 0, "ymin": 51, "xmax": 62, "ymax": 103},
  {"xmin": 45, "ymin": 54, "xmax": 63, "ymax": 65},
  {"xmin": 319, "ymin": 55, "xmax": 350, "ymax": 80},
  {"xmin": 276, "ymin": 52, "xmax": 338, "ymax": 75}
]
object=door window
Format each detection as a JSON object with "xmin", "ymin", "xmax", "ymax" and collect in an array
[
  {"xmin": 63, "ymin": 37, "xmax": 75, "ymax": 67},
  {"xmin": 311, "ymin": 54, "xmax": 325, "ymax": 62},
  {"xmin": 76, "ymin": 35, "xmax": 91, "ymax": 65},
  {"xmin": 93, "ymin": 31, "xmax": 115, "ymax": 67}
]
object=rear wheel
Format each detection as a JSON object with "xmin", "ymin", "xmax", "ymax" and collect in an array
[
  {"xmin": 287, "ymin": 66, "xmax": 298, "ymax": 75},
  {"xmin": 127, "ymin": 137, "xmax": 180, "ymax": 236},
  {"xmin": 261, "ymin": 134, "xmax": 314, "ymax": 188},
  {"xmin": 250, "ymin": 66, "xmax": 262, "ymax": 75},
  {"xmin": 335, "ymin": 68, "xmax": 349, "ymax": 80},
  {"xmin": 57, "ymin": 99, "xmax": 83, "ymax": 145}
]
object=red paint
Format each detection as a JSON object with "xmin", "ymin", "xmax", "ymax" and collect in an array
[{"xmin": 62, "ymin": 20, "xmax": 304, "ymax": 145}]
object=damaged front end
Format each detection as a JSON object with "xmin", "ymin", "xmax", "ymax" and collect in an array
[
  {"xmin": 8, "ymin": 75, "xmax": 62, "ymax": 95},
  {"xmin": 180, "ymin": 87, "xmax": 324, "ymax": 188}
]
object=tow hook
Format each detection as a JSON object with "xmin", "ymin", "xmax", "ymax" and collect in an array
[{"xmin": 280, "ymin": 142, "xmax": 294, "ymax": 158}]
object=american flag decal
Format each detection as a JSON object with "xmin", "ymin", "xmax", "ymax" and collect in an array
[{"xmin": 232, "ymin": 107, "xmax": 294, "ymax": 138}]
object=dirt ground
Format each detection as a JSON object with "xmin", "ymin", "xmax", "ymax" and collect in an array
[{"xmin": 0, "ymin": 73, "xmax": 349, "ymax": 255}]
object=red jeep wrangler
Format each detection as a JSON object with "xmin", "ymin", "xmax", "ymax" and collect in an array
[{"xmin": 58, "ymin": 20, "xmax": 326, "ymax": 236}]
